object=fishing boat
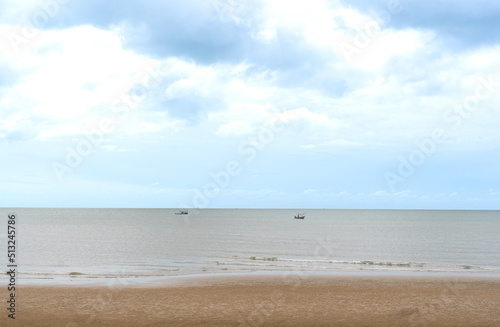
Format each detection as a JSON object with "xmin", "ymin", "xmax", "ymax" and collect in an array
[
  {"xmin": 294, "ymin": 213, "xmax": 305, "ymax": 219},
  {"xmin": 175, "ymin": 210, "xmax": 189, "ymax": 215}
]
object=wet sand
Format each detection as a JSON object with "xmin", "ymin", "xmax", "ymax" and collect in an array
[{"xmin": 4, "ymin": 274, "xmax": 500, "ymax": 326}]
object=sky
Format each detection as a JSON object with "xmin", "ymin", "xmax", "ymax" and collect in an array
[{"xmin": 0, "ymin": 0, "xmax": 499, "ymax": 209}]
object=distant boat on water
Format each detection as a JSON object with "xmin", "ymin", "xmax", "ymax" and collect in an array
[
  {"xmin": 294, "ymin": 213, "xmax": 305, "ymax": 219},
  {"xmin": 175, "ymin": 210, "xmax": 188, "ymax": 215}
]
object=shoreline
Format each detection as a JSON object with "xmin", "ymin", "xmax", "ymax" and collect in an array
[
  {"xmin": 9, "ymin": 269, "xmax": 500, "ymax": 287},
  {"xmin": 4, "ymin": 274, "xmax": 500, "ymax": 326}
]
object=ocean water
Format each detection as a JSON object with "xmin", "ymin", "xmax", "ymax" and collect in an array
[{"xmin": 1, "ymin": 208, "xmax": 499, "ymax": 282}]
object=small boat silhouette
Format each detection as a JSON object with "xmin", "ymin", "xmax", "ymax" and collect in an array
[{"xmin": 294, "ymin": 213, "xmax": 305, "ymax": 219}]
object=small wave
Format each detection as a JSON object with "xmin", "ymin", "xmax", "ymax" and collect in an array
[
  {"xmin": 249, "ymin": 257, "xmax": 278, "ymax": 261},
  {"xmin": 7, "ymin": 269, "xmax": 183, "ymax": 280},
  {"xmin": 242, "ymin": 256, "xmax": 484, "ymax": 271},
  {"xmin": 246, "ymin": 256, "xmax": 420, "ymax": 267}
]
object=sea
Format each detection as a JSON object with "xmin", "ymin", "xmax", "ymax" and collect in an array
[{"xmin": 1, "ymin": 208, "xmax": 500, "ymax": 283}]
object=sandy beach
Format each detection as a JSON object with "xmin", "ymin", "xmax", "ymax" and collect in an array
[{"xmin": 4, "ymin": 274, "xmax": 500, "ymax": 326}]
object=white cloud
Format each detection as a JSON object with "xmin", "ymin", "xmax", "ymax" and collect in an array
[
  {"xmin": 346, "ymin": 29, "xmax": 433, "ymax": 70},
  {"xmin": 1, "ymin": 0, "xmax": 500, "ymax": 208},
  {"xmin": 1, "ymin": 6, "xmax": 497, "ymax": 151},
  {"xmin": 321, "ymin": 139, "xmax": 362, "ymax": 147},
  {"xmin": 215, "ymin": 120, "xmax": 257, "ymax": 137},
  {"xmin": 0, "ymin": 24, "xmax": 156, "ymax": 140},
  {"xmin": 123, "ymin": 113, "xmax": 185, "ymax": 135}
]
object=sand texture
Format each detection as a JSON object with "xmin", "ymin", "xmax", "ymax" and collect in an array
[{"xmin": 3, "ymin": 274, "xmax": 500, "ymax": 326}]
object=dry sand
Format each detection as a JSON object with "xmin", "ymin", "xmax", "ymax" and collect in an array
[{"xmin": 3, "ymin": 274, "xmax": 500, "ymax": 326}]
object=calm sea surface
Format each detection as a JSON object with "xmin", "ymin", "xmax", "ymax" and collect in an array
[{"xmin": 1, "ymin": 208, "xmax": 499, "ymax": 281}]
